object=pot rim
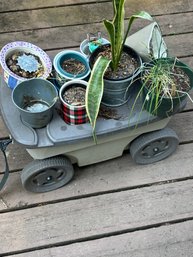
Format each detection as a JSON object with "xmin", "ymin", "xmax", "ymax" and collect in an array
[
  {"xmin": 89, "ymin": 44, "xmax": 143, "ymax": 81},
  {"xmin": 59, "ymin": 79, "xmax": 87, "ymax": 108},
  {"xmin": 53, "ymin": 50, "xmax": 90, "ymax": 80},
  {"xmin": 0, "ymin": 41, "xmax": 52, "ymax": 80},
  {"xmin": 12, "ymin": 78, "xmax": 58, "ymax": 114}
]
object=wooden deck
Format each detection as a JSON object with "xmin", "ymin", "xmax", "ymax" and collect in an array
[{"xmin": 0, "ymin": 0, "xmax": 193, "ymax": 256}]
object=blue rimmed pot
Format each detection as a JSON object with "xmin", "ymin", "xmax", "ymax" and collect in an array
[
  {"xmin": 12, "ymin": 78, "xmax": 58, "ymax": 128},
  {"xmin": 59, "ymin": 79, "xmax": 88, "ymax": 125},
  {"xmin": 53, "ymin": 50, "xmax": 90, "ymax": 88},
  {"xmin": 0, "ymin": 41, "xmax": 52, "ymax": 90}
]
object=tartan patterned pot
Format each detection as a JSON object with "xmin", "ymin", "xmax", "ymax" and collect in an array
[{"xmin": 59, "ymin": 80, "xmax": 88, "ymax": 125}]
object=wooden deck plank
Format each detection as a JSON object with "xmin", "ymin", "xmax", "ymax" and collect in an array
[
  {"xmin": 0, "ymin": 142, "xmax": 33, "ymax": 172},
  {"xmin": 1, "ymin": 0, "xmax": 193, "ymax": 17},
  {"xmin": 0, "ymin": 117, "xmax": 9, "ymax": 137},
  {"xmin": 1, "ymin": 142, "xmax": 193, "ymax": 211},
  {"xmin": 0, "ymin": 0, "xmax": 109, "ymax": 12},
  {"xmin": 1, "ymin": 179, "xmax": 193, "ymax": 254},
  {"xmin": 0, "ymin": 3, "xmax": 113, "ymax": 33},
  {"xmin": 10, "ymin": 220, "xmax": 193, "ymax": 257},
  {"xmin": 0, "ymin": 10, "xmax": 193, "ymax": 49}
]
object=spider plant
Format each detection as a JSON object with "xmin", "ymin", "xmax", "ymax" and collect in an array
[
  {"xmin": 141, "ymin": 57, "xmax": 193, "ymax": 117},
  {"xmin": 85, "ymin": 0, "xmax": 153, "ymax": 139}
]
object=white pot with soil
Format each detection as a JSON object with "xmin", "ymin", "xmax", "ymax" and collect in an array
[{"xmin": 0, "ymin": 41, "xmax": 52, "ymax": 89}]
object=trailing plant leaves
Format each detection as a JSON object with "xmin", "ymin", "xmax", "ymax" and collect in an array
[{"xmin": 86, "ymin": 56, "xmax": 111, "ymax": 140}]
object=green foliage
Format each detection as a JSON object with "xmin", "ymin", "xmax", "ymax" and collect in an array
[
  {"xmin": 104, "ymin": 1, "xmax": 153, "ymax": 71},
  {"xmin": 141, "ymin": 58, "xmax": 192, "ymax": 116},
  {"xmin": 86, "ymin": 0, "xmax": 153, "ymax": 138},
  {"xmin": 85, "ymin": 56, "xmax": 111, "ymax": 141}
]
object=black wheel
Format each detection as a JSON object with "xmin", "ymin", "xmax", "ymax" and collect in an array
[
  {"xmin": 130, "ymin": 127, "xmax": 179, "ymax": 164},
  {"xmin": 21, "ymin": 156, "xmax": 74, "ymax": 193}
]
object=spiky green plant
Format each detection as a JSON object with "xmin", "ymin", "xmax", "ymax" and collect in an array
[{"xmin": 86, "ymin": 0, "xmax": 153, "ymax": 139}]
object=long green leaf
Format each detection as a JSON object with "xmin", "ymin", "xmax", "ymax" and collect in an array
[
  {"xmin": 103, "ymin": 0, "xmax": 125, "ymax": 70},
  {"xmin": 123, "ymin": 11, "xmax": 153, "ymax": 45},
  {"xmin": 86, "ymin": 56, "xmax": 111, "ymax": 138}
]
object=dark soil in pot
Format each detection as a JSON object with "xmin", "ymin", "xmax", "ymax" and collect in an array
[
  {"xmin": 142, "ymin": 66, "xmax": 191, "ymax": 97},
  {"xmin": 61, "ymin": 58, "xmax": 86, "ymax": 76},
  {"xmin": 62, "ymin": 84, "xmax": 86, "ymax": 106},
  {"xmin": 90, "ymin": 44, "xmax": 140, "ymax": 80},
  {"xmin": 6, "ymin": 51, "xmax": 44, "ymax": 78}
]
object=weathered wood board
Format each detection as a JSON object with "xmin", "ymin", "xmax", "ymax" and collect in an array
[
  {"xmin": 10, "ymin": 220, "xmax": 193, "ymax": 257},
  {"xmin": 1, "ymin": 179, "xmax": 193, "ymax": 254}
]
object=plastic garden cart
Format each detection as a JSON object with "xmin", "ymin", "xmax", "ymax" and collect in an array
[{"xmin": 0, "ymin": 77, "xmax": 181, "ymax": 193}]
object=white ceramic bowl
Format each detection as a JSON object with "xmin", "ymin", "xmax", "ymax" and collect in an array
[{"xmin": 0, "ymin": 41, "xmax": 52, "ymax": 89}]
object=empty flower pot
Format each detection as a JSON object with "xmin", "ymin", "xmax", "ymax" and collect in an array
[{"xmin": 12, "ymin": 78, "xmax": 58, "ymax": 128}]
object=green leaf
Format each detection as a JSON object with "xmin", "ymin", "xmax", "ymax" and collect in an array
[
  {"xmin": 123, "ymin": 11, "xmax": 153, "ymax": 45},
  {"xmin": 103, "ymin": 0, "xmax": 125, "ymax": 70},
  {"xmin": 86, "ymin": 56, "xmax": 111, "ymax": 138}
]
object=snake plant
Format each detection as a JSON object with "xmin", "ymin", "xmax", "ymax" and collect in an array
[{"xmin": 86, "ymin": 0, "xmax": 153, "ymax": 138}]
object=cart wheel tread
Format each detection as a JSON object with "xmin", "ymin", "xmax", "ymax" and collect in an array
[
  {"xmin": 130, "ymin": 127, "xmax": 179, "ymax": 165},
  {"xmin": 21, "ymin": 156, "xmax": 74, "ymax": 193}
]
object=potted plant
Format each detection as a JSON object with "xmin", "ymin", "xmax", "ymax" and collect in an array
[
  {"xmin": 0, "ymin": 41, "xmax": 52, "ymax": 90},
  {"xmin": 59, "ymin": 79, "xmax": 88, "ymax": 125},
  {"xmin": 141, "ymin": 57, "xmax": 193, "ymax": 118},
  {"xmin": 85, "ymin": 0, "xmax": 153, "ymax": 136},
  {"xmin": 53, "ymin": 50, "xmax": 90, "ymax": 87}
]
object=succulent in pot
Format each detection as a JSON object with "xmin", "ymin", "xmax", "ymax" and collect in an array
[
  {"xmin": 0, "ymin": 41, "xmax": 52, "ymax": 89},
  {"xmin": 85, "ymin": 0, "xmax": 153, "ymax": 138}
]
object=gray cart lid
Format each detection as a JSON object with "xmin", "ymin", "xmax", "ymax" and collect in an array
[{"xmin": 0, "ymin": 77, "xmax": 158, "ymax": 148}]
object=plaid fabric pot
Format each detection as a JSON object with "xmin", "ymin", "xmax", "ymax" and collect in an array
[{"xmin": 59, "ymin": 80, "xmax": 88, "ymax": 125}]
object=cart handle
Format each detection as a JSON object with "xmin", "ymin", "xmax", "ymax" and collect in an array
[{"xmin": 0, "ymin": 138, "xmax": 12, "ymax": 191}]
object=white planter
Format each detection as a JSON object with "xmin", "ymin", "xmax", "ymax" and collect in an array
[{"xmin": 0, "ymin": 41, "xmax": 52, "ymax": 89}]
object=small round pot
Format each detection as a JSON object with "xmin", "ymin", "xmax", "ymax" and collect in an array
[
  {"xmin": 12, "ymin": 78, "xmax": 58, "ymax": 128},
  {"xmin": 0, "ymin": 41, "xmax": 52, "ymax": 90},
  {"xmin": 142, "ymin": 58, "xmax": 193, "ymax": 117},
  {"xmin": 53, "ymin": 50, "xmax": 90, "ymax": 87},
  {"xmin": 89, "ymin": 44, "xmax": 142, "ymax": 107},
  {"xmin": 80, "ymin": 37, "xmax": 109, "ymax": 58},
  {"xmin": 59, "ymin": 79, "xmax": 88, "ymax": 125}
]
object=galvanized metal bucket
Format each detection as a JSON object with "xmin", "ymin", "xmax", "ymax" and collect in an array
[{"xmin": 12, "ymin": 78, "xmax": 58, "ymax": 128}]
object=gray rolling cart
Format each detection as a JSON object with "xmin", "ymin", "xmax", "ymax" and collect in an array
[{"xmin": 0, "ymin": 77, "xmax": 180, "ymax": 193}]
